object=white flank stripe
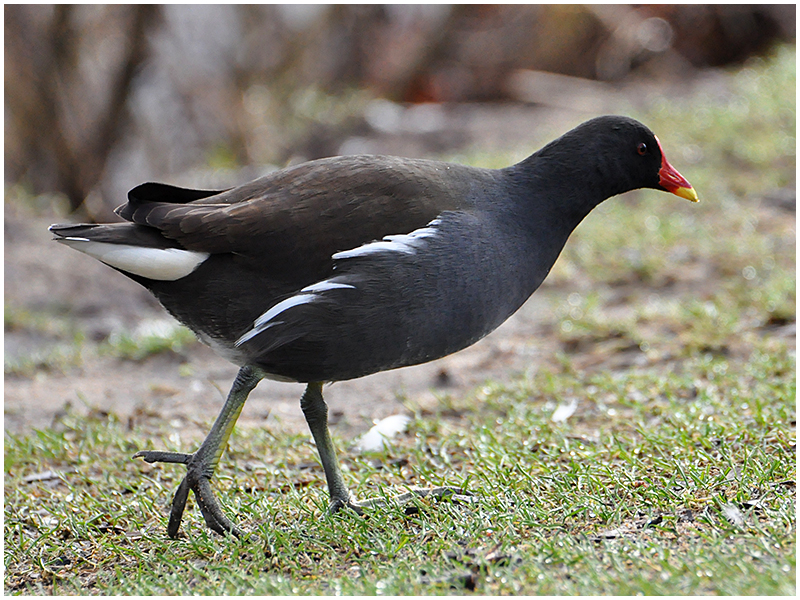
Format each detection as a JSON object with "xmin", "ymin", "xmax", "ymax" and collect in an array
[
  {"xmin": 235, "ymin": 277, "xmax": 356, "ymax": 347},
  {"xmin": 332, "ymin": 218, "xmax": 442, "ymax": 260},
  {"xmin": 301, "ymin": 278, "xmax": 356, "ymax": 293},
  {"xmin": 235, "ymin": 293, "xmax": 316, "ymax": 346},
  {"xmin": 57, "ymin": 239, "xmax": 209, "ymax": 281},
  {"xmin": 253, "ymin": 294, "xmax": 317, "ymax": 329}
]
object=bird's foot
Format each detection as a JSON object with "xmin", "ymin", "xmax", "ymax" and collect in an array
[
  {"xmin": 133, "ymin": 450, "xmax": 243, "ymax": 539},
  {"xmin": 332, "ymin": 486, "xmax": 476, "ymax": 516}
]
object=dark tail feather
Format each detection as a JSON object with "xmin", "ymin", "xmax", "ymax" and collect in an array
[
  {"xmin": 116, "ymin": 182, "xmax": 227, "ymax": 220},
  {"xmin": 49, "ymin": 222, "xmax": 181, "ymax": 249}
]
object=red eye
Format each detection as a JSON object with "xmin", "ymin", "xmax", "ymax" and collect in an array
[{"xmin": 637, "ymin": 143, "xmax": 648, "ymax": 156}]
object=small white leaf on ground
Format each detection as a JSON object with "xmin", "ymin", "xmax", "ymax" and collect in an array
[
  {"xmin": 722, "ymin": 503, "xmax": 745, "ymax": 527},
  {"xmin": 355, "ymin": 414, "xmax": 412, "ymax": 453},
  {"xmin": 22, "ymin": 468, "xmax": 76, "ymax": 483},
  {"xmin": 551, "ymin": 398, "xmax": 578, "ymax": 423}
]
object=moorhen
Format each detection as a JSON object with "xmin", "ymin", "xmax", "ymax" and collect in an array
[{"xmin": 50, "ymin": 115, "xmax": 698, "ymax": 538}]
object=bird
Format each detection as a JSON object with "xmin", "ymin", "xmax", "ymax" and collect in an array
[{"xmin": 49, "ymin": 115, "xmax": 698, "ymax": 539}]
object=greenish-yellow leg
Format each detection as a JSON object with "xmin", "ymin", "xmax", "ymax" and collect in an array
[
  {"xmin": 134, "ymin": 365, "xmax": 262, "ymax": 538},
  {"xmin": 300, "ymin": 382, "xmax": 473, "ymax": 514}
]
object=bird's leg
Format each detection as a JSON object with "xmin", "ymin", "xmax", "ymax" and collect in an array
[
  {"xmin": 134, "ymin": 365, "xmax": 263, "ymax": 538},
  {"xmin": 300, "ymin": 382, "xmax": 355, "ymax": 510},
  {"xmin": 300, "ymin": 382, "xmax": 474, "ymax": 515}
]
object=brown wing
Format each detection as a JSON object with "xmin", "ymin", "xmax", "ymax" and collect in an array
[{"xmin": 115, "ymin": 155, "xmax": 477, "ymax": 267}]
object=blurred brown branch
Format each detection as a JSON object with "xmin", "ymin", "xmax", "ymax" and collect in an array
[{"xmin": 5, "ymin": 5, "xmax": 159, "ymax": 214}]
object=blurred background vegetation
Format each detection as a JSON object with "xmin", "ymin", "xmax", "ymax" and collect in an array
[{"xmin": 4, "ymin": 4, "xmax": 796, "ymax": 218}]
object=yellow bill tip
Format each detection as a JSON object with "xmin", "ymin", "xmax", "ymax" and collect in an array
[{"xmin": 673, "ymin": 185, "xmax": 699, "ymax": 203}]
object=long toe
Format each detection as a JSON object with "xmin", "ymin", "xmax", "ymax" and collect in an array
[
  {"xmin": 135, "ymin": 449, "xmax": 244, "ymax": 538},
  {"xmin": 394, "ymin": 486, "xmax": 475, "ymax": 504},
  {"xmin": 133, "ymin": 450, "xmax": 192, "ymax": 465},
  {"xmin": 167, "ymin": 477, "xmax": 192, "ymax": 538},
  {"xmin": 344, "ymin": 486, "xmax": 476, "ymax": 515},
  {"xmin": 194, "ymin": 477, "xmax": 243, "ymax": 537},
  {"xmin": 162, "ymin": 468, "xmax": 244, "ymax": 538}
]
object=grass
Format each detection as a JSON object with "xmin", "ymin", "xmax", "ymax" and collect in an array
[
  {"xmin": 4, "ymin": 44, "xmax": 796, "ymax": 594},
  {"xmin": 4, "ymin": 339, "xmax": 795, "ymax": 594}
]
